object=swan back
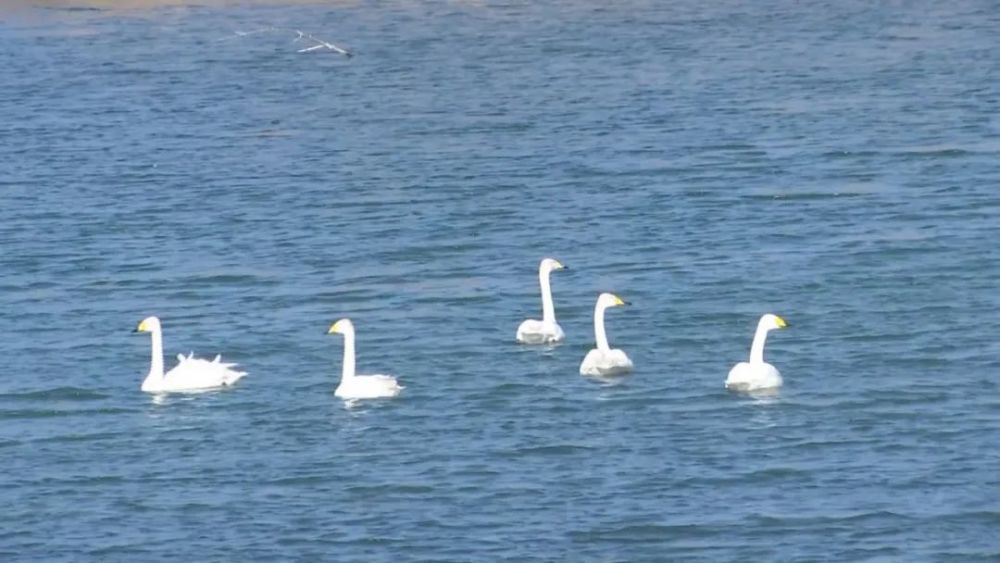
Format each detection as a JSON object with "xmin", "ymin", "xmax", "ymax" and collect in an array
[
  {"xmin": 135, "ymin": 316, "xmax": 246, "ymax": 393},
  {"xmin": 142, "ymin": 354, "xmax": 247, "ymax": 393},
  {"xmin": 726, "ymin": 361, "xmax": 782, "ymax": 391},
  {"xmin": 335, "ymin": 374, "xmax": 403, "ymax": 399},
  {"xmin": 169, "ymin": 356, "xmax": 245, "ymax": 389},
  {"xmin": 516, "ymin": 319, "xmax": 564, "ymax": 344},
  {"xmin": 580, "ymin": 348, "xmax": 633, "ymax": 376}
]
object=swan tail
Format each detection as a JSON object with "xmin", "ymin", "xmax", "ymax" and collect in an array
[{"xmin": 223, "ymin": 369, "xmax": 248, "ymax": 386}]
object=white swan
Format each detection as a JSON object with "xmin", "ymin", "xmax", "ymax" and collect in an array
[
  {"xmin": 328, "ymin": 318, "xmax": 402, "ymax": 400},
  {"xmin": 133, "ymin": 316, "xmax": 246, "ymax": 393},
  {"xmin": 516, "ymin": 257, "xmax": 567, "ymax": 344},
  {"xmin": 725, "ymin": 313, "xmax": 789, "ymax": 391},
  {"xmin": 579, "ymin": 293, "xmax": 634, "ymax": 376}
]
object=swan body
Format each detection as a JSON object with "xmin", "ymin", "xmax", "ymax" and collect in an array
[
  {"xmin": 328, "ymin": 318, "xmax": 402, "ymax": 400},
  {"xmin": 725, "ymin": 314, "xmax": 788, "ymax": 392},
  {"xmin": 516, "ymin": 257, "xmax": 566, "ymax": 344},
  {"xmin": 134, "ymin": 316, "xmax": 246, "ymax": 393},
  {"xmin": 580, "ymin": 293, "xmax": 633, "ymax": 376}
]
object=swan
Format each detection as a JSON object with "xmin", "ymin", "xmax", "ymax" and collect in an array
[
  {"xmin": 133, "ymin": 316, "xmax": 246, "ymax": 393},
  {"xmin": 579, "ymin": 293, "xmax": 634, "ymax": 376},
  {"xmin": 516, "ymin": 257, "xmax": 567, "ymax": 344},
  {"xmin": 725, "ymin": 314, "xmax": 789, "ymax": 392},
  {"xmin": 328, "ymin": 318, "xmax": 402, "ymax": 400}
]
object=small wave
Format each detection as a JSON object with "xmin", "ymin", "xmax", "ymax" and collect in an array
[
  {"xmin": 343, "ymin": 483, "xmax": 436, "ymax": 495},
  {"xmin": 174, "ymin": 272, "xmax": 276, "ymax": 286},
  {"xmin": 744, "ymin": 191, "xmax": 865, "ymax": 201},
  {"xmin": 266, "ymin": 475, "xmax": 336, "ymax": 487},
  {"xmin": 895, "ymin": 147, "xmax": 974, "ymax": 158},
  {"xmin": 820, "ymin": 149, "xmax": 882, "ymax": 159},
  {"xmin": 0, "ymin": 387, "xmax": 106, "ymax": 401},
  {"xmin": 750, "ymin": 510, "xmax": 912, "ymax": 526},
  {"xmin": 47, "ymin": 5, "xmax": 103, "ymax": 11},
  {"xmin": 569, "ymin": 523, "xmax": 719, "ymax": 542},
  {"xmin": 500, "ymin": 444, "xmax": 597, "ymax": 458},
  {"xmin": 0, "ymin": 407, "xmax": 132, "ymax": 420},
  {"xmin": 34, "ymin": 431, "xmax": 124, "ymax": 444},
  {"xmin": 479, "ymin": 382, "xmax": 554, "ymax": 394},
  {"xmin": 744, "ymin": 466, "xmax": 814, "ymax": 479}
]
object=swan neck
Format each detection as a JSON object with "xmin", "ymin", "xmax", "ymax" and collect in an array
[
  {"xmin": 148, "ymin": 327, "xmax": 164, "ymax": 380},
  {"xmin": 749, "ymin": 324, "xmax": 769, "ymax": 365},
  {"xmin": 341, "ymin": 330, "xmax": 356, "ymax": 381},
  {"xmin": 594, "ymin": 302, "xmax": 610, "ymax": 351},
  {"xmin": 539, "ymin": 268, "xmax": 556, "ymax": 323}
]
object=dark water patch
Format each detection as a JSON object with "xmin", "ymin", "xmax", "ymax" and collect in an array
[
  {"xmin": 32, "ymin": 430, "xmax": 125, "ymax": 444},
  {"xmin": 0, "ymin": 407, "xmax": 133, "ymax": 420},
  {"xmin": 0, "ymin": 387, "xmax": 107, "ymax": 401},
  {"xmin": 744, "ymin": 191, "xmax": 867, "ymax": 201},
  {"xmin": 499, "ymin": 443, "xmax": 598, "ymax": 458},
  {"xmin": 569, "ymin": 523, "xmax": 722, "ymax": 543},
  {"xmin": 343, "ymin": 483, "xmax": 437, "ymax": 496},
  {"xmin": 893, "ymin": 148, "xmax": 976, "ymax": 158},
  {"xmin": 750, "ymin": 510, "xmax": 913, "ymax": 527}
]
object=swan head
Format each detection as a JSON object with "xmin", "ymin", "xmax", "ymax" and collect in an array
[
  {"xmin": 540, "ymin": 258, "xmax": 566, "ymax": 273},
  {"xmin": 134, "ymin": 316, "xmax": 161, "ymax": 333},
  {"xmin": 759, "ymin": 314, "xmax": 789, "ymax": 331},
  {"xmin": 327, "ymin": 318, "xmax": 355, "ymax": 336},
  {"xmin": 597, "ymin": 292, "xmax": 630, "ymax": 308}
]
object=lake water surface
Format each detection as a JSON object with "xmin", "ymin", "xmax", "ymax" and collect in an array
[{"xmin": 1, "ymin": 1, "xmax": 999, "ymax": 560}]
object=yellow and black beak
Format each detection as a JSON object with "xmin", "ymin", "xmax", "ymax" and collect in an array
[
  {"xmin": 613, "ymin": 295, "xmax": 631, "ymax": 306},
  {"xmin": 775, "ymin": 316, "xmax": 789, "ymax": 328}
]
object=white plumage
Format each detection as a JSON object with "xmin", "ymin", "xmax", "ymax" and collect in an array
[
  {"xmin": 579, "ymin": 293, "xmax": 633, "ymax": 376},
  {"xmin": 328, "ymin": 318, "xmax": 403, "ymax": 400},
  {"xmin": 134, "ymin": 316, "xmax": 246, "ymax": 393},
  {"xmin": 516, "ymin": 257, "xmax": 567, "ymax": 344},
  {"xmin": 725, "ymin": 313, "xmax": 789, "ymax": 392}
]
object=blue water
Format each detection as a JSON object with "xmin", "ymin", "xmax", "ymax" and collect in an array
[{"xmin": 2, "ymin": 1, "xmax": 999, "ymax": 560}]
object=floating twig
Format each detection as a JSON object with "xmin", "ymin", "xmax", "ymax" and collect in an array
[
  {"xmin": 295, "ymin": 30, "xmax": 353, "ymax": 57},
  {"xmin": 215, "ymin": 26, "xmax": 352, "ymax": 57}
]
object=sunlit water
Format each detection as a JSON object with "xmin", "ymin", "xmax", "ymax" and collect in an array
[{"xmin": 1, "ymin": 1, "xmax": 999, "ymax": 560}]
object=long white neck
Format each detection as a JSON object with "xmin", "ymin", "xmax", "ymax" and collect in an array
[
  {"xmin": 594, "ymin": 301, "xmax": 610, "ymax": 351},
  {"xmin": 340, "ymin": 328, "xmax": 357, "ymax": 382},
  {"xmin": 539, "ymin": 267, "xmax": 556, "ymax": 323},
  {"xmin": 146, "ymin": 327, "xmax": 165, "ymax": 382},
  {"xmin": 749, "ymin": 322, "xmax": 770, "ymax": 365}
]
